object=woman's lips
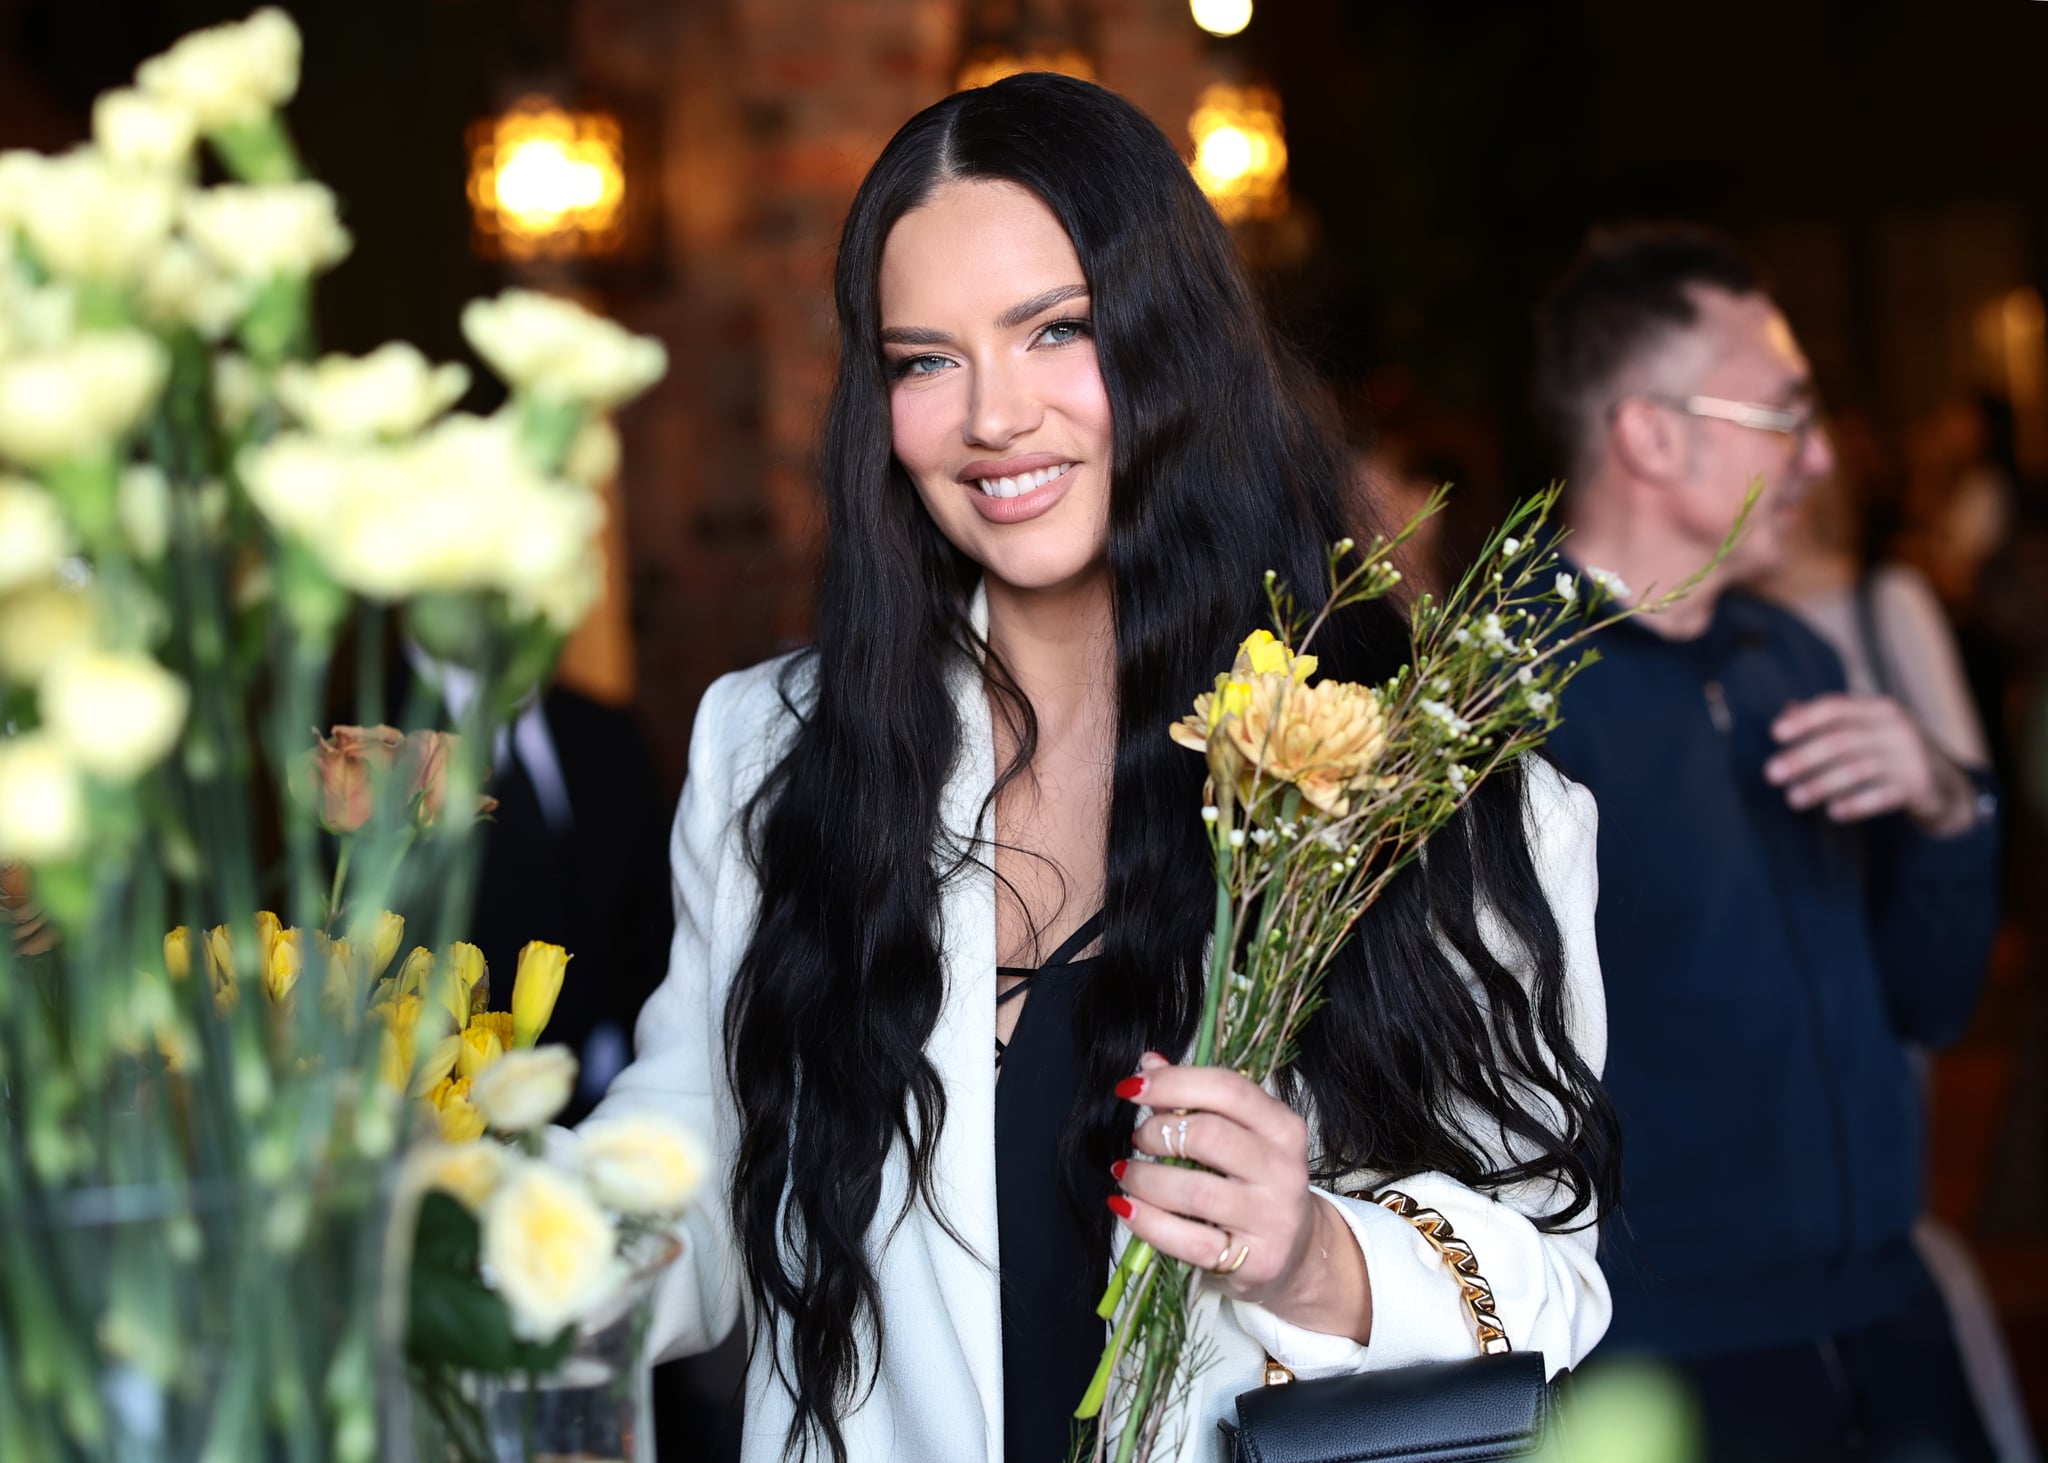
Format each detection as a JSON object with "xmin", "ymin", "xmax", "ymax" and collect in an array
[{"xmin": 965, "ymin": 460, "xmax": 1077, "ymax": 524}]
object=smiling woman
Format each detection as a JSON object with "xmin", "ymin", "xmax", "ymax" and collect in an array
[{"xmin": 585, "ymin": 71, "xmax": 1618, "ymax": 1463}]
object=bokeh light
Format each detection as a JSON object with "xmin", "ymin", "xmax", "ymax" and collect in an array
[
  {"xmin": 1190, "ymin": 0, "xmax": 1254, "ymax": 38},
  {"xmin": 467, "ymin": 99, "xmax": 626, "ymax": 260},
  {"xmin": 1188, "ymin": 82, "xmax": 1287, "ymax": 222}
]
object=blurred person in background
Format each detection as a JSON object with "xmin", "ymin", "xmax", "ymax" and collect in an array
[
  {"xmin": 1751, "ymin": 431, "xmax": 2038, "ymax": 1461},
  {"xmin": 1532, "ymin": 224, "xmax": 2002, "ymax": 1462}
]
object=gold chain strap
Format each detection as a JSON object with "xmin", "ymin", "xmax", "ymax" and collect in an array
[{"xmin": 1369, "ymin": 1189, "xmax": 1513, "ymax": 1356}]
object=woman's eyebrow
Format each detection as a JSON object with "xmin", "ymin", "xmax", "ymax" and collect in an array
[{"xmin": 996, "ymin": 283, "xmax": 1089, "ymax": 330}]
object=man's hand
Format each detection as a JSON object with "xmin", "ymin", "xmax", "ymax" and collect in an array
[{"xmin": 1766, "ymin": 694, "xmax": 1978, "ymax": 837}]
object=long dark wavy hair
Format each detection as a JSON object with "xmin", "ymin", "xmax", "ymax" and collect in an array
[{"xmin": 724, "ymin": 72, "xmax": 1619, "ymax": 1463}]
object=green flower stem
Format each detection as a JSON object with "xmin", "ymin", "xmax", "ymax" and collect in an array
[
  {"xmin": 1191, "ymin": 836, "xmax": 1234, "ymax": 1068},
  {"xmin": 1096, "ymin": 1238, "xmax": 1153, "ymax": 1320},
  {"xmin": 1112, "ymin": 1344, "xmax": 1167, "ymax": 1463},
  {"xmin": 326, "ymin": 837, "xmax": 353, "ymax": 933},
  {"xmin": 1076, "ymin": 1259, "xmax": 1159, "ymax": 1421}
]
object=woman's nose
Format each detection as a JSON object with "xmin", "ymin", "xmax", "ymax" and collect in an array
[{"xmin": 964, "ymin": 355, "xmax": 1042, "ymax": 449}]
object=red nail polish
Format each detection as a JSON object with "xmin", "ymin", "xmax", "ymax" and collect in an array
[
  {"xmin": 1110, "ymin": 1159, "xmax": 1128, "ymax": 1181},
  {"xmin": 1113, "ymin": 1076, "xmax": 1146, "ymax": 1100},
  {"xmin": 1107, "ymin": 1194, "xmax": 1135, "ymax": 1219}
]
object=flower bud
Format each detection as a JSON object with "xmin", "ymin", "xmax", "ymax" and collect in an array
[{"xmin": 511, "ymin": 941, "xmax": 568, "ymax": 1048}]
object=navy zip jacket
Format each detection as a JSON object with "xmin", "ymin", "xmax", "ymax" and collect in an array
[{"xmin": 1541, "ymin": 586, "xmax": 1999, "ymax": 1358}]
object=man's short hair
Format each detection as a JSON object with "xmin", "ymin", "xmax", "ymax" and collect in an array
[{"xmin": 1532, "ymin": 225, "xmax": 1763, "ymax": 479}]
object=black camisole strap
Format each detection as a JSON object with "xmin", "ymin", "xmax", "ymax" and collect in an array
[{"xmin": 995, "ymin": 909, "xmax": 1105, "ymax": 1067}]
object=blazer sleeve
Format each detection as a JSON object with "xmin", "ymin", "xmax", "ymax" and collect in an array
[
  {"xmin": 583, "ymin": 666, "xmax": 786, "ymax": 1364},
  {"xmin": 1227, "ymin": 758, "xmax": 1612, "ymax": 1380}
]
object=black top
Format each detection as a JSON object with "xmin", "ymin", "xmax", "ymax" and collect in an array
[
  {"xmin": 1540, "ymin": 582, "xmax": 2000, "ymax": 1356},
  {"xmin": 995, "ymin": 912, "xmax": 1109, "ymax": 1463}
]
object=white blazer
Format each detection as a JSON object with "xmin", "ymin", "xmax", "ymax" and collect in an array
[{"xmin": 595, "ymin": 634, "xmax": 1611, "ymax": 1463}]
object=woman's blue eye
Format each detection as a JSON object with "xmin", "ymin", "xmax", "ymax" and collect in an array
[
  {"xmin": 1039, "ymin": 318, "xmax": 1092, "ymax": 346},
  {"xmin": 892, "ymin": 354, "xmax": 950, "ymax": 378}
]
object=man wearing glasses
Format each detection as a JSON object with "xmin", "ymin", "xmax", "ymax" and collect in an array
[{"xmin": 1531, "ymin": 227, "xmax": 1998, "ymax": 1460}]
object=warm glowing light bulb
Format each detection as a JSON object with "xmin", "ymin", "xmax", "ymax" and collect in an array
[
  {"xmin": 495, "ymin": 139, "xmax": 606, "ymax": 228},
  {"xmin": 1190, "ymin": 0, "xmax": 1253, "ymax": 38},
  {"xmin": 1196, "ymin": 126, "xmax": 1254, "ymax": 183}
]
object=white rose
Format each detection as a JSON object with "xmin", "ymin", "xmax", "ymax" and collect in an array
[
  {"xmin": 0, "ymin": 151, "xmax": 41, "ymax": 236},
  {"xmin": 275, "ymin": 343, "xmax": 469, "ymax": 442},
  {"xmin": 0, "ymin": 732, "xmax": 86, "ymax": 863},
  {"xmin": 403, "ymin": 1138, "xmax": 510, "ymax": 1213},
  {"xmin": 135, "ymin": 8, "xmax": 301, "ymax": 132},
  {"xmin": 184, "ymin": 183, "xmax": 351, "ymax": 282},
  {"xmin": 0, "ymin": 477, "xmax": 71, "ymax": 592},
  {"xmin": 461, "ymin": 290, "xmax": 667, "ymax": 409},
  {"xmin": 92, "ymin": 89, "xmax": 198, "ymax": 171},
  {"xmin": 138, "ymin": 240, "xmax": 251, "ymax": 341},
  {"xmin": 0, "ymin": 280, "xmax": 81, "ymax": 358},
  {"xmin": 39, "ymin": 650, "xmax": 189, "ymax": 782},
  {"xmin": 481, "ymin": 1161, "xmax": 620, "ymax": 1340},
  {"xmin": 574, "ymin": 1113, "xmax": 707, "ymax": 1216},
  {"xmin": 469, "ymin": 1045, "xmax": 578, "ymax": 1133},
  {"xmin": 15, "ymin": 150, "xmax": 180, "ymax": 285},
  {"xmin": 0, "ymin": 583, "xmax": 98, "ymax": 685},
  {"xmin": 0, "ymin": 332, "xmax": 168, "ymax": 467},
  {"xmin": 563, "ymin": 415, "xmax": 620, "ymax": 488},
  {"xmin": 509, "ymin": 548, "xmax": 603, "ymax": 636},
  {"xmin": 119, "ymin": 464, "xmax": 171, "ymax": 562}
]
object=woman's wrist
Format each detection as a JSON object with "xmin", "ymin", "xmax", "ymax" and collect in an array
[{"xmin": 1257, "ymin": 1192, "xmax": 1374, "ymax": 1346}]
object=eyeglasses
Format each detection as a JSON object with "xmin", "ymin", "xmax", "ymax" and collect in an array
[{"xmin": 1643, "ymin": 393, "xmax": 1822, "ymax": 449}]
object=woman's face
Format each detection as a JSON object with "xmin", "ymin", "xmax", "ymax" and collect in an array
[{"xmin": 878, "ymin": 178, "xmax": 1113, "ymax": 597}]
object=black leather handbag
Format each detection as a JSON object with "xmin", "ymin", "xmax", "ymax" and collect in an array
[{"xmin": 1217, "ymin": 1191, "xmax": 1556, "ymax": 1463}]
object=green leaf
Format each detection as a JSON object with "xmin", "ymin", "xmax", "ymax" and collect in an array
[{"xmin": 405, "ymin": 1192, "xmax": 575, "ymax": 1374}]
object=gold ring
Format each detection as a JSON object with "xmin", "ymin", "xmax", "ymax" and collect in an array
[
  {"xmin": 1211, "ymin": 1233, "xmax": 1236, "ymax": 1269},
  {"xmin": 1210, "ymin": 1242, "xmax": 1251, "ymax": 1277}
]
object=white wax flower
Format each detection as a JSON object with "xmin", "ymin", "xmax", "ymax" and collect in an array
[
  {"xmin": 481, "ymin": 1162, "xmax": 621, "ymax": 1340},
  {"xmin": 470, "ymin": 1045, "xmax": 579, "ymax": 1133},
  {"xmin": 15, "ymin": 150, "xmax": 180, "ymax": 285},
  {"xmin": 461, "ymin": 290, "xmax": 667, "ymax": 409},
  {"xmin": 0, "ymin": 732, "xmax": 86, "ymax": 863},
  {"xmin": 1554, "ymin": 572, "xmax": 1577, "ymax": 604},
  {"xmin": 39, "ymin": 650, "xmax": 189, "ymax": 782},
  {"xmin": 0, "ymin": 333, "xmax": 168, "ymax": 467},
  {"xmin": 138, "ymin": 240, "xmax": 251, "ymax": 341},
  {"xmin": 1586, "ymin": 566, "xmax": 1632, "ymax": 600},
  {"xmin": 0, "ymin": 477, "xmax": 71, "ymax": 592},
  {"xmin": 184, "ymin": 183, "xmax": 351, "ymax": 282},
  {"xmin": 92, "ymin": 89, "xmax": 198, "ymax": 171},
  {"xmin": 119, "ymin": 464, "xmax": 171, "ymax": 562},
  {"xmin": 275, "ymin": 343, "xmax": 469, "ymax": 442},
  {"xmin": 135, "ymin": 8, "xmax": 301, "ymax": 133},
  {"xmin": 574, "ymin": 1113, "xmax": 708, "ymax": 1216},
  {"xmin": 0, "ymin": 583, "xmax": 97, "ymax": 685}
]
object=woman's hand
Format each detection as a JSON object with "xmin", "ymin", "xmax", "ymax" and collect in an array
[{"xmin": 1112, "ymin": 1052, "xmax": 1373, "ymax": 1344}]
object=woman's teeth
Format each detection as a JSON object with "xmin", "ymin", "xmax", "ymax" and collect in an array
[{"xmin": 975, "ymin": 462, "xmax": 1073, "ymax": 498}]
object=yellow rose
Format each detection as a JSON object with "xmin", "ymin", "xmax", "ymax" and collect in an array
[
  {"xmin": 0, "ymin": 332, "xmax": 169, "ymax": 468},
  {"xmin": 457, "ymin": 1021, "xmax": 504, "ymax": 1082},
  {"xmin": 360, "ymin": 910, "xmax": 404, "ymax": 978},
  {"xmin": 164, "ymin": 926, "xmax": 192, "ymax": 981},
  {"xmin": 275, "ymin": 343, "xmax": 468, "ymax": 443},
  {"xmin": 481, "ymin": 1162, "xmax": 621, "ymax": 1340},
  {"xmin": 575, "ymin": 1113, "xmax": 708, "ymax": 1217},
  {"xmin": 262, "ymin": 925, "xmax": 302, "ymax": 1005},
  {"xmin": 38, "ymin": 651, "xmax": 188, "ymax": 783},
  {"xmin": 437, "ymin": 941, "xmax": 487, "ymax": 1026},
  {"xmin": 0, "ymin": 582, "xmax": 98, "ymax": 686},
  {"xmin": 460, "ymin": 290, "xmax": 667, "ymax": 410},
  {"xmin": 134, "ymin": 8, "xmax": 301, "ymax": 132},
  {"xmin": 405, "ymin": 1139, "xmax": 507, "ymax": 1211},
  {"xmin": 14, "ymin": 149, "xmax": 179, "ymax": 285},
  {"xmin": 0, "ymin": 733, "xmax": 86, "ymax": 864},
  {"xmin": 512, "ymin": 941, "xmax": 569, "ymax": 1048},
  {"xmin": 183, "ymin": 183, "xmax": 351, "ymax": 283},
  {"xmin": 470, "ymin": 1045, "xmax": 577, "ymax": 1133},
  {"xmin": 92, "ymin": 88, "xmax": 197, "ymax": 171},
  {"xmin": 1233, "ymin": 629, "xmax": 1317, "ymax": 684},
  {"xmin": 0, "ymin": 477, "xmax": 71, "ymax": 594}
]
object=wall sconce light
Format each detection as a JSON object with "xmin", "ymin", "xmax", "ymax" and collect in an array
[
  {"xmin": 1190, "ymin": 0, "xmax": 1253, "ymax": 38},
  {"xmin": 467, "ymin": 97, "xmax": 626, "ymax": 260},
  {"xmin": 1188, "ymin": 82, "xmax": 1288, "ymax": 223}
]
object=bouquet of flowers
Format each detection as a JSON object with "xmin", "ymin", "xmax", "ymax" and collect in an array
[
  {"xmin": 1074, "ymin": 487, "xmax": 1743, "ymax": 1463},
  {"xmin": 0, "ymin": 9, "xmax": 670, "ymax": 1458}
]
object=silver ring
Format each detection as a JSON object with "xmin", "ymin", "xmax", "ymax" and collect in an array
[{"xmin": 1172, "ymin": 1117, "xmax": 1191, "ymax": 1161}]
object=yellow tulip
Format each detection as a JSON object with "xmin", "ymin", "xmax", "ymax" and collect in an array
[
  {"xmin": 263, "ymin": 926, "xmax": 302, "ymax": 1005},
  {"xmin": 253, "ymin": 910, "xmax": 284, "ymax": 971},
  {"xmin": 364, "ymin": 910, "xmax": 404, "ymax": 978},
  {"xmin": 511, "ymin": 941, "xmax": 568, "ymax": 1048},
  {"xmin": 431, "ymin": 1078, "xmax": 486, "ymax": 1143},
  {"xmin": 320, "ymin": 935, "xmax": 360, "ymax": 1017},
  {"xmin": 457, "ymin": 1020, "xmax": 503, "ymax": 1081},
  {"xmin": 395, "ymin": 946, "xmax": 433, "ymax": 999},
  {"xmin": 372, "ymin": 992, "xmax": 424, "ymax": 1091},
  {"xmin": 164, "ymin": 926, "xmax": 192, "ymax": 982},
  {"xmin": 469, "ymin": 1010, "xmax": 513, "ymax": 1049},
  {"xmin": 410, "ymin": 1032, "xmax": 461, "ymax": 1097},
  {"xmin": 437, "ymin": 942, "xmax": 486, "ymax": 1026},
  {"xmin": 202, "ymin": 924, "xmax": 234, "ymax": 986},
  {"xmin": 1234, "ymin": 628, "xmax": 1317, "ymax": 684}
]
